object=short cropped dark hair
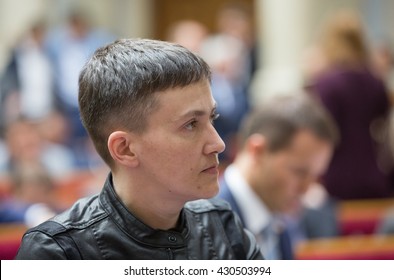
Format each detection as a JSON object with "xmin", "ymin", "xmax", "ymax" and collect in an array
[
  {"xmin": 79, "ymin": 38, "xmax": 211, "ymax": 167},
  {"xmin": 238, "ymin": 93, "xmax": 339, "ymax": 151}
]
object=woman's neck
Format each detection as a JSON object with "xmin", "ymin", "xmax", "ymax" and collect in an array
[{"xmin": 112, "ymin": 173, "xmax": 183, "ymax": 230}]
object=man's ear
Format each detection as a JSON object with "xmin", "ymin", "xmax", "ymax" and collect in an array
[
  {"xmin": 107, "ymin": 131, "xmax": 139, "ymax": 168},
  {"xmin": 246, "ymin": 133, "xmax": 267, "ymax": 159}
]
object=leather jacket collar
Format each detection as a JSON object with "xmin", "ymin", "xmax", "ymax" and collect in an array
[{"xmin": 99, "ymin": 174, "xmax": 189, "ymax": 248}]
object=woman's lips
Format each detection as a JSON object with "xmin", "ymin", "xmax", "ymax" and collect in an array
[{"xmin": 202, "ymin": 165, "xmax": 219, "ymax": 175}]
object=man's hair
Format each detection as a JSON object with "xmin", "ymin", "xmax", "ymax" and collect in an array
[
  {"xmin": 79, "ymin": 38, "xmax": 211, "ymax": 167},
  {"xmin": 238, "ymin": 93, "xmax": 339, "ymax": 151}
]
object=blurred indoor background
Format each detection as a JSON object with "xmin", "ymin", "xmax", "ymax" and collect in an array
[
  {"xmin": 2, "ymin": 0, "xmax": 394, "ymax": 260},
  {"xmin": 1, "ymin": 0, "xmax": 394, "ymax": 98}
]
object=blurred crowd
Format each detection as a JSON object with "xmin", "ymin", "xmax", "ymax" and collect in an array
[
  {"xmin": 1, "ymin": 1, "xmax": 394, "ymax": 259},
  {"xmin": 0, "ymin": 9, "xmax": 114, "ymax": 226}
]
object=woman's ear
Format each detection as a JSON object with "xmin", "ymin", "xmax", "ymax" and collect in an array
[{"xmin": 107, "ymin": 131, "xmax": 139, "ymax": 168}]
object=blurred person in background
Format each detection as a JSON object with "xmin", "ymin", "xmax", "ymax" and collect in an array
[
  {"xmin": 0, "ymin": 117, "xmax": 75, "ymax": 179},
  {"xmin": 166, "ymin": 19, "xmax": 208, "ymax": 54},
  {"xmin": 215, "ymin": 1, "xmax": 258, "ymax": 85},
  {"xmin": 0, "ymin": 20, "xmax": 55, "ymax": 136},
  {"xmin": 44, "ymin": 9, "xmax": 115, "ymax": 168},
  {"xmin": 308, "ymin": 10, "xmax": 394, "ymax": 200},
  {"xmin": 217, "ymin": 93, "xmax": 338, "ymax": 259},
  {"xmin": 36, "ymin": 110, "xmax": 71, "ymax": 147},
  {"xmin": 0, "ymin": 164, "xmax": 59, "ymax": 228}
]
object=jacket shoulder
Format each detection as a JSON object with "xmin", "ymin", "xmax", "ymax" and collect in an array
[
  {"xmin": 52, "ymin": 194, "xmax": 107, "ymax": 228},
  {"xmin": 184, "ymin": 198, "xmax": 232, "ymax": 213}
]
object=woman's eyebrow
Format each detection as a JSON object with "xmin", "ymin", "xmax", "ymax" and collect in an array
[{"xmin": 175, "ymin": 103, "xmax": 218, "ymax": 121}]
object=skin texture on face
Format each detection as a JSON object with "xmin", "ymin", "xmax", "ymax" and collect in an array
[
  {"xmin": 250, "ymin": 129, "xmax": 333, "ymax": 214},
  {"xmin": 132, "ymin": 80, "xmax": 226, "ymax": 207}
]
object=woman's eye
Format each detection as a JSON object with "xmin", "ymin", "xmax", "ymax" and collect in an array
[{"xmin": 185, "ymin": 120, "xmax": 197, "ymax": 130}]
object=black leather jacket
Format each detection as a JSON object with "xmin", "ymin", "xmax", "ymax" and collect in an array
[{"xmin": 16, "ymin": 174, "xmax": 263, "ymax": 260}]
